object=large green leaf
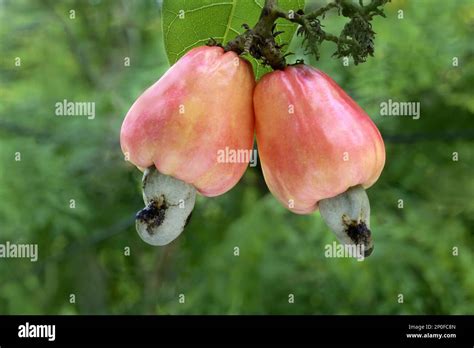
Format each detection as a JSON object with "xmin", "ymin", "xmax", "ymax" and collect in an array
[{"xmin": 162, "ymin": 0, "xmax": 305, "ymax": 79}]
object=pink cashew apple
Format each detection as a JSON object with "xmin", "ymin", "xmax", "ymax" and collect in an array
[
  {"xmin": 120, "ymin": 46, "xmax": 255, "ymax": 245},
  {"xmin": 121, "ymin": 46, "xmax": 255, "ymax": 196},
  {"xmin": 254, "ymin": 64, "xmax": 385, "ymax": 256}
]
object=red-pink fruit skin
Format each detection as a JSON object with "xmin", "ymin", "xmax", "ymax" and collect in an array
[
  {"xmin": 254, "ymin": 65, "xmax": 385, "ymax": 214},
  {"xmin": 120, "ymin": 46, "xmax": 255, "ymax": 197}
]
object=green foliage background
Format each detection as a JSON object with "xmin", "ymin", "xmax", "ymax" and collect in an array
[{"xmin": 0, "ymin": 0, "xmax": 473, "ymax": 314}]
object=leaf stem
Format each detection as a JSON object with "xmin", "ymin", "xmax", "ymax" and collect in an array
[{"xmin": 224, "ymin": 0, "xmax": 288, "ymax": 69}]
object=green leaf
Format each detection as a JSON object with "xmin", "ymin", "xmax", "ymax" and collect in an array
[{"xmin": 162, "ymin": 0, "xmax": 305, "ymax": 79}]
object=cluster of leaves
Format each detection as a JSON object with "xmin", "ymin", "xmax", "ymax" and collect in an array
[
  {"xmin": 298, "ymin": 0, "xmax": 391, "ymax": 64},
  {"xmin": 296, "ymin": 16, "xmax": 326, "ymax": 60},
  {"xmin": 334, "ymin": 15, "xmax": 376, "ymax": 63}
]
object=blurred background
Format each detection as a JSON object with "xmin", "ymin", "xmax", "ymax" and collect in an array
[{"xmin": 0, "ymin": 0, "xmax": 473, "ymax": 314}]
